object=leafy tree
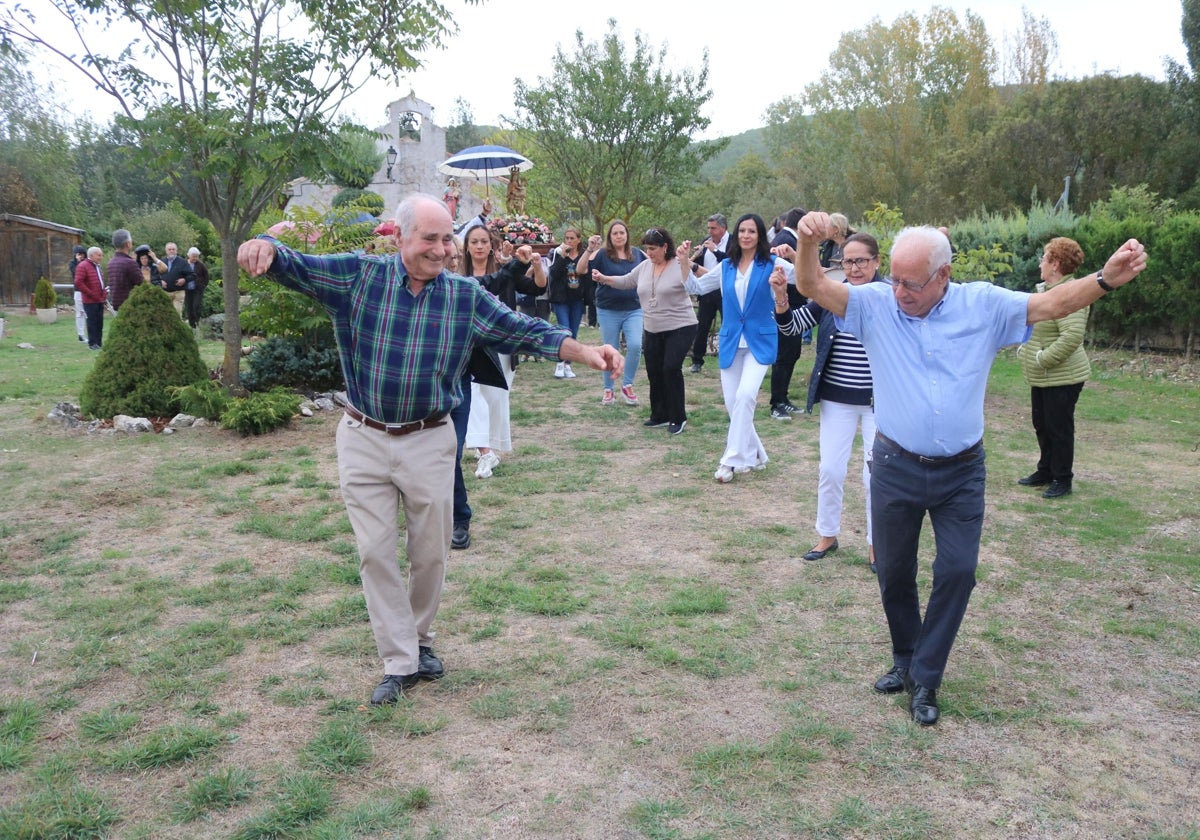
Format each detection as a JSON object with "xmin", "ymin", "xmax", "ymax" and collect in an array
[
  {"xmin": 126, "ymin": 207, "xmax": 200, "ymax": 256},
  {"xmin": 444, "ymin": 98, "xmax": 485, "ymax": 155},
  {"xmin": 3, "ymin": 0, "xmax": 476, "ymax": 387},
  {"xmin": 1000, "ymin": 7, "xmax": 1059, "ymax": 87},
  {"xmin": 79, "ymin": 283, "xmax": 207, "ymax": 418},
  {"xmin": 322, "ymin": 126, "xmax": 383, "ymax": 190},
  {"xmin": 1151, "ymin": 212, "xmax": 1200, "ymax": 357},
  {"xmin": 0, "ymin": 53, "xmax": 83, "ymax": 223},
  {"xmin": 506, "ymin": 20, "xmax": 727, "ymax": 232}
]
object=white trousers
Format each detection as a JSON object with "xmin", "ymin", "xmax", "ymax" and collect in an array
[
  {"xmin": 815, "ymin": 399, "xmax": 876, "ymax": 544},
  {"xmin": 718, "ymin": 348, "xmax": 769, "ymax": 469},
  {"xmin": 74, "ymin": 291, "xmax": 85, "ymax": 339},
  {"xmin": 465, "ymin": 353, "xmax": 515, "ymax": 452}
]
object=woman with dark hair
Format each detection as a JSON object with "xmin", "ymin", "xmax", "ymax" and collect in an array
[
  {"xmin": 773, "ymin": 232, "xmax": 885, "ymax": 570},
  {"xmin": 575, "ymin": 220, "xmax": 645, "ymax": 406},
  {"xmin": 134, "ymin": 244, "xmax": 166, "ymax": 290},
  {"xmin": 686, "ymin": 213, "xmax": 795, "ymax": 482},
  {"xmin": 592, "ymin": 227, "xmax": 697, "ymax": 434},
  {"xmin": 460, "ymin": 222, "xmax": 545, "ymax": 478},
  {"xmin": 1017, "ymin": 236, "xmax": 1090, "ymax": 499},
  {"xmin": 547, "ymin": 226, "xmax": 587, "ymax": 379}
]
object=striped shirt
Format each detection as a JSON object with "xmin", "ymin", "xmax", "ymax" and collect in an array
[
  {"xmin": 778, "ymin": 303, "xmax": 872, "ymax": 401},
  {"xmin": 261, "ymin": 236, "xmax": 570, "ymax": 424}
]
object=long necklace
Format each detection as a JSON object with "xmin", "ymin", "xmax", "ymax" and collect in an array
[{"xmin": 648, "ymin": 259, "xmax": 670, "ymax": 309}]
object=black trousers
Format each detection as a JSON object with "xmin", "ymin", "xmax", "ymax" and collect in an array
[
  {"xmin": 1029, "ymin": 383, "xmax": 1084, "ymax": 483},
  {"xmin": 643, "ymin": 324, "xmax": 697, "ymax": 424},
  {"xmin": 83, "ymin": 302, "xmax": 104, "ymax": 348},
  {"xmin": 185, "ymin": 288, "xmax": 204, "ymax": 327},
  {"xmin": 769, "ymin": 330, "xmax": 804, "ymax": 406},
  {"xmin": 689, "ymin": 289, "xmax": 722, "ymax": 366},
  {"xmin": 871, "ymin": 434, "xmax": 986, "ymax": 690}
]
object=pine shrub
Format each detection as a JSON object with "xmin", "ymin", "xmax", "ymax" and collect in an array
[
  {"xmin": 241, "ymin": 335, "xmax": 344, "ymax": 394},
  {"xmin": 79, "ymin": 284, "xmax": 207, "ymax": 418},
  {"xmin": 34, "ymin": 277, "xmax": 57, "ymax": 309}
]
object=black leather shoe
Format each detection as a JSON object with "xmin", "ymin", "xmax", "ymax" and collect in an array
[
  {"xmin": 689, "ymin": 363, "xmax": 702, "ymax": 374},
  {"xmin": 906, "ymin": 678, "xmax": 940, "ymax": 726},
  {"xmin": 370, "ymin": 673, "xmax": 420, "ymax": 705},
  {"xmin": 802, "ymin": 538, "xmax": 838, "ymax": 562},
  {"xmin": 869, "ymin": 561, "xmax": 878, "ymax": 574},
  {"xmin": 643, "ymin": 418, "xmax": 669, "ymax": 428},
  {"xmin": 417, "ymin": 646, "xmax": 444, "ymax": 680},
  {"xmin": 1017, "ymin": 472, "xmax": 1050, "ymax": 487},
  {"xmin": 873, "ymin": 665, "xmax": 908, "ymax": 694},
  {"xmin": 1042, "ymin": 481, "xmax": 1072, "ymax": 498},
  {"xmin": 451, "ymin": 523, "xmax": 470, "ymax": 550}
]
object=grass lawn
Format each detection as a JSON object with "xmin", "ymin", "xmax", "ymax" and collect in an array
[{"xmin": 1, "ymin": 307, "xmax": 1198, "ymax": 839}]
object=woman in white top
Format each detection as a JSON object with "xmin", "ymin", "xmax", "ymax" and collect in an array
[{"xmin": 685, "ymin": 214, "xmax": 795, "ymax": 482}]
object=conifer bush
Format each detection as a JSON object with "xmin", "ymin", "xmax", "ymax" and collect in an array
[{"xmin": 79, "ymin": 284, "xmax": 207, "ymax": 418}]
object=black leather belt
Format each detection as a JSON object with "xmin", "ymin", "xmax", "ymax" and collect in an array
[
  {"xmin": 344, "ymin": 405, "xmax": 448, "ymax": 437},
  {"xmin": 876, "ymin": 432, "xmax": 982, "ymax": 465}
]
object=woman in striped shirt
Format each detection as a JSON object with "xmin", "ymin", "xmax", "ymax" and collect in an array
[{"xmin": 772, "ymin": 232, "xmax": 886, "ymax": 572}]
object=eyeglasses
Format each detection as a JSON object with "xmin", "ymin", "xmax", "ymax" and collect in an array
[
  {"xmin": 842, "ymin": 256, "xmax": 876, "ymax": 270},
  {"xmin": 888, "ymin": 264, "xmax": 946, "ymax": 293}
]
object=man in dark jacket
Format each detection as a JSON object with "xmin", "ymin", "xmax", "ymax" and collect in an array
[
  {"xmin": 160, "ymin": 242, "xmax": 194, "ymax": 318},
  {"xmin": 687, "ymin": 213, "xmax": 728, "ymax": 373}
]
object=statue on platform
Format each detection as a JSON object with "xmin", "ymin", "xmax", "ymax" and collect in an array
[
  {"xmin": 504, "ymin": 166, "xmax": 527, "ymax": 216},
  {"xmin": 442, "ymin": 177, "xmax": 461, "ymax": 221}
]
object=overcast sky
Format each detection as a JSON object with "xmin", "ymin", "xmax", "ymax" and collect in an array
[
  {"xmin": 338, "ymin": 0, "xmax": 1190, "ymax": 138},
  {"xmin": 26, "ymin": 0, "xmax": 1190, "ymax": 140}
]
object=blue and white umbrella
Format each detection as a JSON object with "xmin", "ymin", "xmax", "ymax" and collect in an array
[{"xmin": 438, "ymin": 145, "xmax": 533, "ymax": 196}]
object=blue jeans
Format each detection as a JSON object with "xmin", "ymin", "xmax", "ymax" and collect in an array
[
  {"xmin": 596, "ymin": 306, "xmax": 642, "ymax": 390},
  {"xmin": 552, "ymin": 300, "xmax": 585, "ymax": 339},
  {"xmin": 450, "ymin": 373, "xmax": 472, "ymax": 527}
]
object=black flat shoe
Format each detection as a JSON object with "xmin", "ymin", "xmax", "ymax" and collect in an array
[
  {"xmin": 873, "ymin": 666, "xmax": 908, "ymax": 694},
  {"xmin": 451, "ymin": 523, "xmax": 471, "ymax": 550},
  {"xmin": 417, "ymin": 646, "xmax": 444, "ymax": 680},
  {"xmin": 370, "ymin": 673, "xmax": 420, "ymax": 705},
  {"xmin": 1042, "ymin": 480, "xmax": 1072, "ymax": 498},
  {"xmin": 907, "ymin": 678, "xmax": 940, "ymax": 726},
  {"xmin": 1017, "ymin": 472, "xmax": 1050, "ymax": 487},
  {"xmin": 802, "ymin": 539, "xmax": 838, "ymax": 562}
]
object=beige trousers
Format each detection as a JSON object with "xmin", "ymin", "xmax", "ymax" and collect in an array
[{"xmin": 336, "ymin": 412, "xmax": 455, "ymax": 676}]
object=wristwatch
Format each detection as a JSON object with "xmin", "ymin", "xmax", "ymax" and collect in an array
[{"xmin": 1096, "ymin": 269, "xmax": 1114, "ymax": 293}]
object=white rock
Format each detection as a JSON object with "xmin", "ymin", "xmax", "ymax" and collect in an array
[
  {"xmin": 162, "ymin": 427, "xmax": 175, "ymax": 435},
  {"xmin": 168, "ymin": 414, "xmax": 197, "ymax": 428},
  {"xmin": 192, "ymin": 417, "xmax": 210, "ymax": 427},
  {"xmin": 300, "ymin": 406, "xmax": 313, "ymax": 417},
  {"xmin": 18, "ymin": 342, "xmax": 34, "ymax": 349},
  {"xmin": 314, "ymin": 397, "xmax": 336, "ymax": 411},
  {"xmin": 113, "ymin": 415, "xmax": 154, "ymax": 433}
]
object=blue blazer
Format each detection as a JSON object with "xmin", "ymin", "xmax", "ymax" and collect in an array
[{"xmin": 717, "ymin": 258, "xmax": 779, "ymax": 368}]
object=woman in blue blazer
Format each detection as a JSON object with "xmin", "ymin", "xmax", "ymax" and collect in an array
[{"xmin": 687, "ymin": 214, "xmax": 794, "ymax": 483}]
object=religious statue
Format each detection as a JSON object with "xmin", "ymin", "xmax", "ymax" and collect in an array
[
  {"xmin": 504, "ymin": 166, "xmax": 527, "ymax": 216},
  {"xmin": 442, "ymin": 177, "xmax": 461, "ymax": 221}
]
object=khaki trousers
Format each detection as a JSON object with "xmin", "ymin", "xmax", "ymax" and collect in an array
[{"xmin": 336, "ymin": 412, "xmax": 455, "ymax": 676}]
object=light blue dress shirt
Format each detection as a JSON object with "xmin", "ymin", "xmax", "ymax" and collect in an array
[{"xmin": 838, "ymin": 281, "xmax": 1031, "ymax": 457}]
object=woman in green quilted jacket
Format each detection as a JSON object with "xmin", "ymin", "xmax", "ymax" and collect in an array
[{"xmin": 1016, "ymin": 237, "xmax": 1090, "ymax": 499}]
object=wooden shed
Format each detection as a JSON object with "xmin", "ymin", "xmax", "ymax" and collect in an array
[{"xmin": 0, "ymin": 214, "xmax": 86, "ymax": 306}]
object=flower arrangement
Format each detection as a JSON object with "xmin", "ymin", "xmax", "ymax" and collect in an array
[{"xmin": 487, "ymin": 214, "xmax": 555, "ymax": 245}]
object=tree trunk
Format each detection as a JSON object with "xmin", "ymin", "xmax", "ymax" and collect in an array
[{"xmin": 219, "ymin": 232, "xmax": 244, "ymax": 389}]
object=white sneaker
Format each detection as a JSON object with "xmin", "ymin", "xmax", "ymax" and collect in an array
[
  {"xmin": 554, "ymin": 361, "xmax": 566, "ymax": 378},
  {"xmin": 563, "ymin": 363, "xmax": 577, "ymax": 379},
  {"xmin": 475, "ymin": 451, "xmax": 500, "ymax": 478},
  {"xmin": 714, "ymin": 464, "xmax": 734, "ymax": 483}
]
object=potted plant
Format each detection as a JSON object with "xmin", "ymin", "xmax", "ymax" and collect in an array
[{"xmin": 33, "ymin": 277, "xmax": 59, "ymax": 324}]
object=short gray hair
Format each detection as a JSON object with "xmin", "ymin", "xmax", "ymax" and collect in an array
[
  {"xmin": 893, "ymin": 226, "xmax": 952, "ymax": 276},
  {"xmin": 707, "ymin": 213, "xmax": 727, "ymax": 229},
  {"xmin": 187, "ymin": 247, "xmax": 201, "ymax": 258},
  {"xmin": 112, "ymin": 229, "xmax": 132, "ymax": 250},
  {"xmin": 395, "ymin": 193, "xmax": 449, "ymax": 236},
  {"xmin": 87, "ymin": 246, "xmax": 103, "ymax": 259}
]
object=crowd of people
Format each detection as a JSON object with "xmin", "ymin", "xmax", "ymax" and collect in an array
[
  {"xmin": 69, "ymin": 231, "xmax": 214, "ymax": 348},
  {"xmin": 231, "ymin": 191, "xmax": 1146, "ymax": 728}
]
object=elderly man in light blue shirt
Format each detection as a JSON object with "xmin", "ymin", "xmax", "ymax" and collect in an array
[{"xmin": 789, "ymin": 216, "xmax": 1147, "ymax": 726}]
